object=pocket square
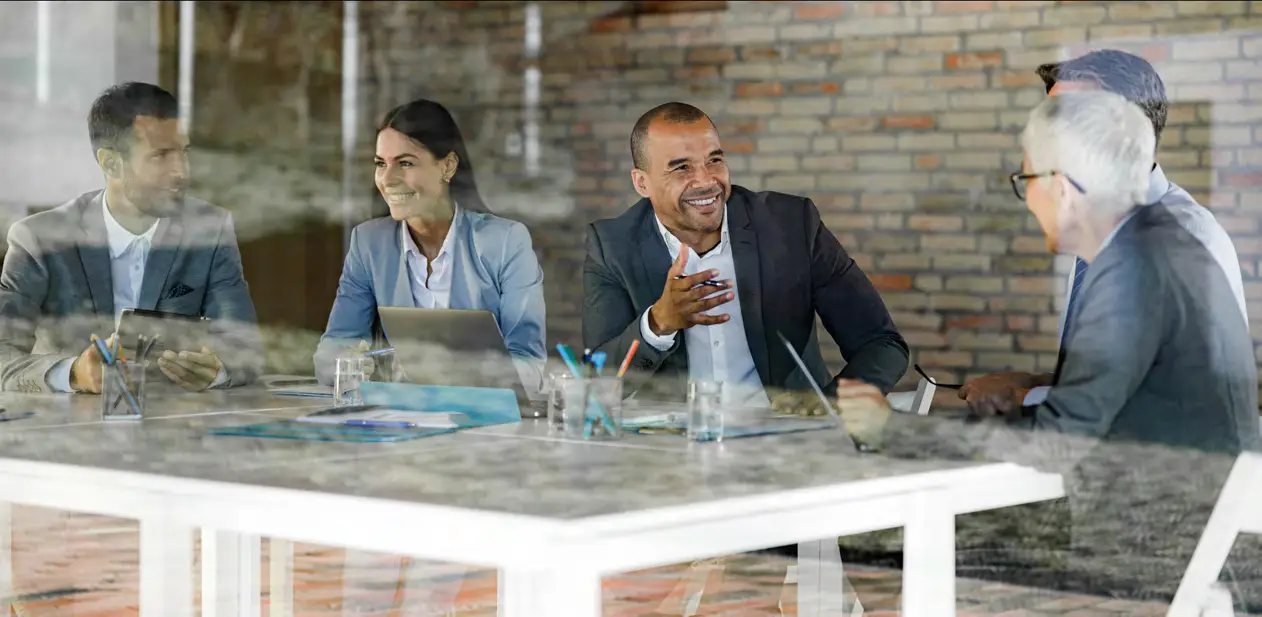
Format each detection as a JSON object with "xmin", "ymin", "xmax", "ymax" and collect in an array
[{"xmin": 166, "ymin": 283, "xmax": 195, "ymax": 299}]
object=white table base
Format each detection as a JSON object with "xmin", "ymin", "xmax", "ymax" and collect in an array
[
  {"xmin": 499, "ymin": 567, "xmax": 602, "ymax": 617},
  {"xmin": 202, "ymin": 529, "xmax": 261, "ymax": 617},
  {"xmin": 902, "ymin": 490, "xmax": 955, "ymax": 616},
  {"xmin": 270, "ymin": 538, "xmax": 294, "ymax": 617},
  {"xmin": 0, "ymin": 502, "xmax": 11, "ymax": 613},
  {"xmin": 138, "ymin": 517, "xmax": 194, "ymax": 617}
]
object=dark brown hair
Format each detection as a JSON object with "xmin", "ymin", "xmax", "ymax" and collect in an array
[{"xmin": 378, "ymin": 99, "xmax": 490, "ymax": 213}]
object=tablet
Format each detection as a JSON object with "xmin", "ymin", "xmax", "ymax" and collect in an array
[{"xmin": 116, "ymin": 308, "xmax": 213, "ymax": 358}]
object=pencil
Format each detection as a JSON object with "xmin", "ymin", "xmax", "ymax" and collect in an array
[{"xmin": 617, "ymin": 340, "xmax": 640, "ymax": 378}]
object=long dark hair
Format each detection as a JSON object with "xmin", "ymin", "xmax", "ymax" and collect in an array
[{"xmin": 376, "ymin": 99, "xmax": 490, "ymax": 214}]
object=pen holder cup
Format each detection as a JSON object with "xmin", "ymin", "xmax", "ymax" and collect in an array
[
  {"xmin": 101, "ymin": 360, "xmax": 147, "ymax": 420},
  {"xmin": 558, "ymin": 377, "xmax": 622, "ymax": 441}
]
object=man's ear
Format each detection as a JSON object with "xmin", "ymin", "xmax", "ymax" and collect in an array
[
  {"xmin": 631, "ymin": 169, "xmax": 651, "ymax": 199},
  {"xmin": 97, "ymin": 148, "xmax": 122, "ymax": 179}
]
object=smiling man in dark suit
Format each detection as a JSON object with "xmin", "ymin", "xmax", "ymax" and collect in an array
[
  {"xmin": 0, "ymin": 82, "xmax": 262, "ymax": 393},
  {"xmin": 583, "ymin": 102, "xmax": 908, "ymax": 406}
]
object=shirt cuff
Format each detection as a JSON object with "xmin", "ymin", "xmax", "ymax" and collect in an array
[
  {"xmin": 639, "ymin": 308, "xmax": 676, "ymax": 352},
  {"xmin": 208, "ymin": 365, "xmax": 230, "ymax": 389},
  {"xmin": 1023, "ymin": 385, "xmax": 1050, "ymax": 406},
  {"xmin": 46, "ymin": 357, "xmax": 76, "ymax": 393}
]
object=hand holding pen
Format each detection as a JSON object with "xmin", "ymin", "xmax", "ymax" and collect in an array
[
  {"xmin": 69, "ymin": 333, "xmax": 117, "ymax": 394},
  {"xmin": 647, "ymin": 251, "xmax": 733, "ymax": 337}
]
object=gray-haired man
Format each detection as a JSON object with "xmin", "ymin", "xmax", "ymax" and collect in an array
[
  {"xmin": 834, "ymin": 90, "xmax": 1259, "ymax": 602},
  {"xmin": 959, "ymin": 49, "xmax": 1247, "ymax": 415}
]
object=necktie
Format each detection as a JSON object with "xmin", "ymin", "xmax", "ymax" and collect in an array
[{"xmin": 1053, "ymin": 257, "xmax": 1089, "ymax": 383}]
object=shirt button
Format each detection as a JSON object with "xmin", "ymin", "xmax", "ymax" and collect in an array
[{"xmin": 713, "ymin": 340, "xmax": 721, "ymax": 348}]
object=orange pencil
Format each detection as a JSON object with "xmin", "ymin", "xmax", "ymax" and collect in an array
[{"xmin": 617, "ymin": 339, "xmax": 640, "ymax": 378}]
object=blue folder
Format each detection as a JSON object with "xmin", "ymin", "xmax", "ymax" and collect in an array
[{"xmin": 213, "ymin": 383, "xmax": 520, "ymax": 442}]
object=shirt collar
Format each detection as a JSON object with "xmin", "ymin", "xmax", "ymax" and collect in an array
[
  {"xmin": 653, "ymin": 206, "xmax": 730, "ymax": 259},
  {"xmin": 1146, "ymin": 163, "xmax": 1172, "ymax": 205},
  {"xmin": 401, "ymin": 204, "xmax": 461, "ymax": 263},
  {"xmin": 101, "ymin": 192, "xmax": 159, "ymax": 260},
  {"xmin": 1094, "ymin": 165, "xmax": 1170, "ymax": 257}
]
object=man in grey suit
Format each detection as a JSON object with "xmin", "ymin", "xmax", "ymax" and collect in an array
[
  {"xmin": 836, "ymin": 91, "xmax": 1260, "ymax": 601},
  {"xmin": 0, "ymin": 82, "xmax": 261, "ymax": 393},
  {"xmin": 583, "ymin": 102, "xmax": 908, "ymax": 406},
  {"xmin": 959, "ymin": 49, "xmax": 1247, "ymax": 416}
]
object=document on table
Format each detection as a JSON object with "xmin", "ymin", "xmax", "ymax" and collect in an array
[
  {"xmin": 270, "ymin": 384, "xmax": 333, "ymax": 398},
  {"xmin": 296, "ymin": 407, "xmax": 463, "ymax": 428}
]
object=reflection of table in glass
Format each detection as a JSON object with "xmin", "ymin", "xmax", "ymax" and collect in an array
[{"xmin": 0, "ymin": 387, "xmax": 1063, "ymax": 617}]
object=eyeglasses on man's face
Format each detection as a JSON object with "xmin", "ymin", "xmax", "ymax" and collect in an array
[{"xmin": 1009, "ymin": 170, "xmax": 1087, "ymax": 201}]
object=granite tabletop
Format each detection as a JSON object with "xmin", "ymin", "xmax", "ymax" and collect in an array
[{"xmin": 0, "ymin": 388, "xmax": 1020, "ymax": 520}]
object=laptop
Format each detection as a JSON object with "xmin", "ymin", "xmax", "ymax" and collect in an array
[{"xmin": 376, "ymin": 307, "xmax": 544, "ymax": 417}]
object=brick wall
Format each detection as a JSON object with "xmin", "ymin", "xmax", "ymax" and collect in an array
[{"xmin": 359, "ymin": 0, "xmax": 1262, "ymax": 393}]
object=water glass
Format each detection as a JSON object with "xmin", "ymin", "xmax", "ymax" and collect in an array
[
  {"xmin": 102, "ymin": 360, "xmax": 146, "ymax": 420},
  {"xmin": 334, "ymin": 355, "xmax": 368, "ymax": 406},
  {"xmin": 687, "ymin": 380, "xmax": 725, "ymax": 442},
  {"xmin": 547, "ymin": 372, "xmax": 573, "ymax": 432},
  {"xmin": 559, "ymin": 377, "xmax": 623, "ymax": 440}
]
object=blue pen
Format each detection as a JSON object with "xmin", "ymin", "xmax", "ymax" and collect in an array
[
  {"xmin": 93, "ymin": 336, "xmax": 116, "ymax": 365},
  {"xmin": 556, "ymin": 344, "xmax": 583, "ymax": 378},
  {"xmin": 591, "ymin": 351, "xmax": 607, "ymax": 376},
  {"xmin": 345, "ymin": 419, "xmax": 416, "ymax": 429},
  {"xmin": 363, "ymin": 347, "xmax": 395, "ymax": 357}
]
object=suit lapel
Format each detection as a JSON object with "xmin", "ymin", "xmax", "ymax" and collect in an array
[
  {"xmin": 447, "ymin": 210, "xmax": 481, "ymax": 310},
  {"xmin": 636, "ymin": 202, "xmax": 673, "ymax": 310},
  {"xmin": 386, "ymin": 222, "xmax": 416, "ymax": 308},
  {"xmin": 138, "ymin": 217, "xmax": 183, "ymax": 310},
  {"xmin": 726, "ymin": 193, "xmax": 771, "ymax": 386},
  {"xmin": 75, "ymin": 192, "xmax": 114, "ymax": 316},
  {"xmin": 636, "ymin": 202, "xmax": 689, "ymax": 376}
]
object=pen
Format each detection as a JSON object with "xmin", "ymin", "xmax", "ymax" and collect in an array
[
  {"xmin": 344, "ymin": 419, "xmax": 416, "ymax": 429},
  {"xmin": 617, "ymin": 340, "xmax": 640, "ymax": 378},
  {"xmin": 673, "ymin": 275, "xmax": 725, "ymax": 289},
  {"xmin": 363, "ymin": 347, "xmax": 395, "ymax": 357},
  {"xmin": 556, "ymin": 344, "xmax": 584, "ymax": 378},
  {"xmin": 591, "ymin": 351, "xmax": 607, "ymax": 376}
]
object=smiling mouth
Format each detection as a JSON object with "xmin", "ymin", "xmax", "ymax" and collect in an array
[
  {"xmin": 385, "ymin": 192, "xmax": 416, "ymax": 202},
  {"xmin": 683, "ymin": 195, "xmax": 720, "ymax": 208}
]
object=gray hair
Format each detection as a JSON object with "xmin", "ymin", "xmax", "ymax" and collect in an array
[{"xmin": 1021, "ymin": 90, "xmax": 1154, "ymax": 217}]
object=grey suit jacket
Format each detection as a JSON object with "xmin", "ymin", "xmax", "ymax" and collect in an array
[
  {"xmin": 1038, "ymin": 202, "xmax": 1259, "ymax": 453},
  {"xmin": 0, "ymin": 190, "xmax": 263, "ymax": 392},
  {"xmin": 583, "ymin": 186, "xmax": 908, "ymax": 400}
]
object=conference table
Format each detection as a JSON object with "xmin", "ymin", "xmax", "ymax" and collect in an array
[{"xmin": 0, "ymin": 384, "xmax": 1065, "ymax": 617}]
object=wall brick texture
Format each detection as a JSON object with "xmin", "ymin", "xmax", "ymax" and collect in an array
[{"xmin": 359, "ymin": 0, "xmax": 1262, "ymax": 393}]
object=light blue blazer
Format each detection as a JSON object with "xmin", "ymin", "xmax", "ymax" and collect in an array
[{"xmin": 314, "ymin": 210, "xmax": 546, "ymax": 392}]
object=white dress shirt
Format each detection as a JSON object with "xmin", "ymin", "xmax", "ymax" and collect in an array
[
  {"xmin": 639, "ymin": 210, "xmax": 769, "ymax": 407},
  {"xmin": 47, "ymin": 195, "xmax": 227, "ymax": 391},
  {"xmin": 401, "ymin": 207, "xmax": 460, "ymax": 309}
]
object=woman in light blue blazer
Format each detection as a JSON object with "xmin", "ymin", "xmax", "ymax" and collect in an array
[{"xmin": 314, "ymin": 99, "xmax": 545, "ymax": 393}]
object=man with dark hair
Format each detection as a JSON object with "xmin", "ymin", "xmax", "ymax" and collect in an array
[
  {"xmin": 959, "ymin": 49, "xmax": 1246, "ymax": 415},
  {"xmin": 584, "ymin": 101, "xmax": 908, "ymax": 406},
  {"xmin": 0, "ymin": 82, "xmax": 262, "ymax": 393}
]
